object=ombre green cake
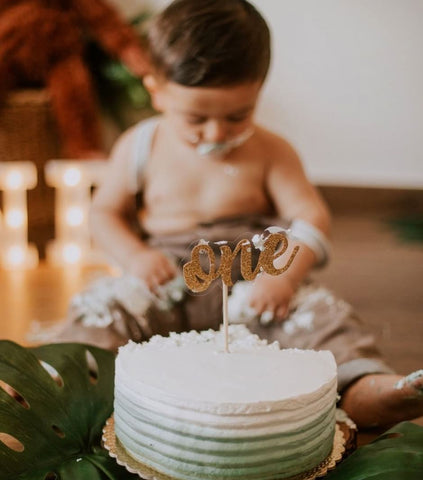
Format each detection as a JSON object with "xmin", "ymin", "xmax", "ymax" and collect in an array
[{"xmin": 114, "ymin": 325, "xmax": 337, "ymax": 480}]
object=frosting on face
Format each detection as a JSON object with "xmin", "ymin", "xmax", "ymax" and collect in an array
[{"xmin": 189, "ymin": 128, "xmax": 254, "ymax": 158}]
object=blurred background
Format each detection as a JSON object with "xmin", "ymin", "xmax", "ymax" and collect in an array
[
  {"xmin": 0, "ymin": 0, "xmax": 422, "ymax": 393},
  {"xmin": 128, "ymin": 0, "xmax": 423, "ymax": 187}
]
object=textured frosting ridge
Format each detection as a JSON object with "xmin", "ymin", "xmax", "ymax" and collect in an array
[{"xmin": 114, "ymin": 325, "xmax": 337, "ymax": 480}]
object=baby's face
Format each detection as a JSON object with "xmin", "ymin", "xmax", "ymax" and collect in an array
[{"xmin": 151, "ymin": 80, "xmax": 262, "ymax": 158}]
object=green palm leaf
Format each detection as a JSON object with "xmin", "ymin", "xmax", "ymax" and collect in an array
[
  {"xmin": 0, "ymin": 341, "xmax": 137, "ymax": 480},
  {"xmin": 2, "ymin": 342, "xmax": 422, "ymax": 479},
  {"xmin": 326, "ymin": 422, "xmax": 423, "ymax": 479}
]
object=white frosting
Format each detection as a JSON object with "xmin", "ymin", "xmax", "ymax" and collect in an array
[
  {"xmin": 117, "ymin": 329, "xmax": 335, "ymax": 405},
  {"xmin": 114, "ymin": 325, "xmax": 338, "ymax": 480}
]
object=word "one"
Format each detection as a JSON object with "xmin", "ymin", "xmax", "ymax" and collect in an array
[{"xmin": 183, "ymin": 232, "xmax": 299, "ymax": 293}]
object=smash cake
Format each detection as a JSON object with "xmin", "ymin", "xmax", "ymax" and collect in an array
[{"xmin": 113, "ymin": 325, "xmax": 338, "ymax": 480}]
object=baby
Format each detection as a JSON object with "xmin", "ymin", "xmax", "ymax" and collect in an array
[{"xmin": 66, "ymin": 0, "xmax": 423, "ymax": 429}]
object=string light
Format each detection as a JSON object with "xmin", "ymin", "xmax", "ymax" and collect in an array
[
  {"xmin": 65, "ymin": 206, "xmax": 84, "ymax": 227},
  {"xmin": 63, "ymin": 167, "xmax": 82, "ymax": 187},
  {"xmin": 5, "ymin": 209, "xmax": 26, "ymax": 229},
  {"xmin": 5, "ymin": 170, "xmax": 24, "ymax": 190}
]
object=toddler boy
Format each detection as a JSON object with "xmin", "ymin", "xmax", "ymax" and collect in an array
[{"xmin": 70, "ymin": 0, "xmax": 423, "ymax": 428}]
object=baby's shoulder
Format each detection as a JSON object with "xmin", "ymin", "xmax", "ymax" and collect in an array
[
  {"xmin": 110, "ymin": 123, "xmax": 140, "ymax": 160},
  {"xmin": 254, "ymin": 126, "xmax": 301, "ymax": 167},
  {"xmin": 110, "ymin": 116, "xmax": 160, "ymax": 162},
  {"xmin": 116, "ymin": 116, "xmax": 159, "ymax": 146}
]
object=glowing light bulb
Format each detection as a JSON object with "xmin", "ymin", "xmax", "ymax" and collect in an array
[
  {"xmin": 6, "ymin": 246, "xmax": 25, "ymax": 266},
  {"xmin": 45, "ymin": 159, "xmax": 108, "ymax": 266},
  {"xmin": 5, "ymin": 209, "xmax": 25, "ymax": 229},
  {"xmin": 63, "ymin": 243, "xmax": 82, "ymax": 264},
  {"xmin": 5, "ymin": 171, "xmax": 23, "ymax": 190},
  {"xmin": 63, "ymin": 167, "xmax": 81, "ymax": 187},
  {"xmin": 65, "ymin": 207, "xmax": 84, "ymax": 227}
]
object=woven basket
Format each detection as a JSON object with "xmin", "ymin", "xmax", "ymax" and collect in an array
[
  {"xmin": 0, "ymin": 89, "xmax": 60, "ymax": 255},
  {"xmin": 0, "ymin": 89, "xmax": 150, "ymax": 257}
]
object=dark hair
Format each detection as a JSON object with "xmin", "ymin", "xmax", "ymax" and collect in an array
[{"xmin": 147, "ymin": 0, "xmax": 271, "ymax": 86}]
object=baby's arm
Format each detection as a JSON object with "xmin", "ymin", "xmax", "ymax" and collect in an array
[
  {"xmin": 249, "ymin": 133, "xmax": 331, "ymax": 320},
  {"xmin": 90, "ymin": 128, "xmax": 176, "ymax": 290},
  {"xmin": 267, "ymin": 136, "xmax": 331, "ymax": 280}
]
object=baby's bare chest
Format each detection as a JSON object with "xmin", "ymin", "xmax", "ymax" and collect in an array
[{"xmin": 143, "ymin": 156, "xmax": 268, "ymax": 215}]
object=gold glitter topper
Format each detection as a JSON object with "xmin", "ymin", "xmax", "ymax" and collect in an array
[{"xmin": 183, "ymin": 230, "xmax": 299, "ymax": 293}]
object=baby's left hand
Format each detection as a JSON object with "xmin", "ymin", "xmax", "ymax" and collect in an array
[{"xmin": 248, "ymin": 274, "xmax": 296, "ymax": 323}]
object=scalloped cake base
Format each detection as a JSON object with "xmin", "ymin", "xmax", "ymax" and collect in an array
[{"xmin": 103, "ymin": 412, "xmax": 355, "ymax": 480}]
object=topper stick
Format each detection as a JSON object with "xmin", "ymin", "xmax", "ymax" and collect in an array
[
  {"xmin": 222, "ymin": 282, "xmax": 229, "ymax": 353},
  {"xmin": 182, "ymin": 229, "xmax": 300, "ymax": 354}
]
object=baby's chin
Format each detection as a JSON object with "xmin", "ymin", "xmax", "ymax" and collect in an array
[
  {"xmin": 195, "ymin": 142, "xmax": 233, "ymax": 158},
  {"xmin": 182, "ymin": 139, "xmax": 233, "ymax": 159},
  {"xmin": 184, "ymin": 127, "xmax": 255, "ymax": 160}
]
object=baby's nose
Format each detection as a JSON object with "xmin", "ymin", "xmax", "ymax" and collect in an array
[{"xmin": 203, "ymin": 120, "xmax": 228, "ymax": 143}]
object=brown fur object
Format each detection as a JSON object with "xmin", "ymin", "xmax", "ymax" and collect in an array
[{"xmin": 0, "ymin": 0, "xmax": 148, "ymax": 158}]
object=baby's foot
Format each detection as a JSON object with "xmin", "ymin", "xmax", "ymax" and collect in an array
[
  {"xmin": 341, "ymin": 371, "xmax": 423, "ymax": 429},
  {"xmin": 394, "ymin": 370, "xmax": 423, "ymax": 394}
]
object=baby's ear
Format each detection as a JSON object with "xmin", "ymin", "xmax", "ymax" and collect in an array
[
  {"xmin": 143, "ymin": 74, "xmax": 157, "ymax": 93},
  {"xmin": 144, "ymin": 74, "xmax": 164, "ymax": 111}
]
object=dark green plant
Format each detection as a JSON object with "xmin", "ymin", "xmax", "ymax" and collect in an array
[
  {"xmin": 2, "ymin": 342, "xmax": 422, "ymax": 479},
  {"xmin": 86, "ymin": 13, "xmax": 153, "ymax": 130},
  {"xmin": 387, "ymin": 215, "xmax": 423, "ymax": 243},
  {"xmin": 326, "ymin": 422, "xmax": 423, "ymax": 480},
  {"xmin": 0, "ymin": 341, "xmax": 137, "ymax": 480}
]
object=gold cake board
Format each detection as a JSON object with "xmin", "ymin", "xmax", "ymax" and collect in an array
[{"xmin": 103, "ymin": 412, "xmax": 355, "ymax": 480}]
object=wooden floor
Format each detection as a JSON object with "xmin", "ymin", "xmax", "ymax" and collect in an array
[
  {"xmin": 313, "ymin": 214, "xmax": 423, "ymax": 377},
  {"xmin": 1, "ymin": 210, "xmax": 422, "ymax": 438},
  {"xmin": 313, "ymin": 212, "xmax": 423, "ymax": 438},
  {"xmin": 2, "ymin": 213, "xmax": 422, "ymax": 368}
]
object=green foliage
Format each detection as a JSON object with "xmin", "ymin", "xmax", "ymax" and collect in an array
[
  {"xmin": 2, "ymin": 341, "xmax": 421, "ymax": 479},
  {"xmin": 326, "ymin": 422, "xmax": 423, "ymax": 480},
  {"xmin": 0, "ymin": 341, "xmax": 137, "ymax": 480},
  {"xmin": 86, "ymin": 12, "xmax": 153, "ymax": 130},
  {"xmin": 388, "ymin": 215, "xmax": 423, "ymax": 243}
]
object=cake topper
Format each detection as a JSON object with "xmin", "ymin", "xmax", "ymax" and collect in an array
[{"xmin": 183, "ymin": 228, "xmax": 299, "ymax": 352}]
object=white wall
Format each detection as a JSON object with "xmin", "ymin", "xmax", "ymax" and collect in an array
[
  {"xmin": 114, "ymin": 0, "xmax": 423, "ymax": 188},
  {"xmin": 252, "ymin": 0, "xmax": 423, "ymax": 188}
]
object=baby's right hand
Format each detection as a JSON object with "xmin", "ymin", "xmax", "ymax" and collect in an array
[{"xmin": 128, "ymin": 248, "xmax": 178, "ymax": 291}]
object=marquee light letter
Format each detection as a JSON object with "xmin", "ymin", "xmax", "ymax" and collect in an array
[
  {"xmin": 45, "ymin": 160, "xmax": 107, "ymax": 265},
  {"xmin": 0, "ymin": 162, "xmax": 38, "ymax": 269}
]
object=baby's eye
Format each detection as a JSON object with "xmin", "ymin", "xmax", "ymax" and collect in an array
[
  {"xmin": 226, "ymin": 114, "xmax": 249, "ymax": 123},
  {"xmin": 186, "ymin": 115, "xmax": 207, "ymax": 125}
]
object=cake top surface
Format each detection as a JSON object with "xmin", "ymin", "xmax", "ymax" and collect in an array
[{"xmin": 116, "ymin": 325, "xmax": 337, "ymax": 404}]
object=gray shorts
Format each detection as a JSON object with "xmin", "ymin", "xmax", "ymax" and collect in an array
[{"xmin": 57, "ymin": 214, "xmax": 394, "ymax": 391}]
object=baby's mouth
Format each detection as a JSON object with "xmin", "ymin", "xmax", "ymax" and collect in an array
[
  {"xmin": 196, "ymin": 142, "xmax": 232, "ymax": 157},
  {"xmin": 188, "ymin": 128, "xmax": 254, "ymax": 158}
]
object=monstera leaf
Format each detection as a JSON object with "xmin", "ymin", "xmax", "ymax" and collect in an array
[
  {"xmin": 0, "ymin": 341, "xmax": 137, "ymax": 480},
  {"xmin": 326, "ymin": 422, "xmax": 423, "ymax": 480}
]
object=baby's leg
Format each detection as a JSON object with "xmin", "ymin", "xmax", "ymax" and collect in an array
[
  {"xmin": 45, "ymin": 304, "xmax": 145, "ymax": 352},
  {"xmin": 341, "ymin": 371, "xmax": 423, "ymax": 429},
  {"xmin": 33, "ymin": 276, "xmax": 157, "ymax": 352},
  {"xmin": 248, "ymin": 284, "xmax": 423, "ymax": 429}
]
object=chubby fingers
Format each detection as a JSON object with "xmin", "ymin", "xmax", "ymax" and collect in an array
[
  {"xmin": 249, "ymin": 299, "xmax": 290, "ymax": 325},
  {"xmin": 274, "ymin": 304, "xmax": 289, "ymax": 322},
  {"xmin": 261, "ymin": 305, "xmax": 289, "ymax": 324},
  {"xmin": 146, "ymin": 261, "xmax": 178, "ymax": 292}
]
